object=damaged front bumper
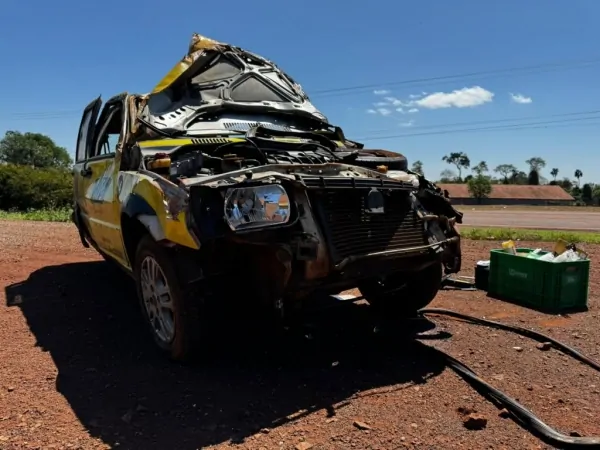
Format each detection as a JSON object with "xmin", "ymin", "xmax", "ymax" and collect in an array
[{"xmin": 181, "ymin": 163, "xmax": 462, "ymax": 293}]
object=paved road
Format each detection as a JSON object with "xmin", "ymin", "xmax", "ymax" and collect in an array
[{"xmin": 460, "ymin": 209, "xmax": 600, "ymax": 232}]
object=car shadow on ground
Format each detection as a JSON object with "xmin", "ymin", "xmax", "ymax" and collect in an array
[{"xmin": 6, "ymin": 261, "xmax": 450, "ymax": 450}]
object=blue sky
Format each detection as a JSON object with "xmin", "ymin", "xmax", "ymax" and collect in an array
[{"xmin": 1, "ymin": 0, "xmax": 600, "ymax": 183}]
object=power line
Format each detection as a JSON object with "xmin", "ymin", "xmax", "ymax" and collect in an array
[
  {"xmin": 310, "ymin": 56, "xmax": 600, "ymax": 97},
  {"xmin": 3, "ymin": 56, "xmax": 600, "ymax": 120},
  {"xmin": 355, "ymin": 116, "xmax": 600, "ymax": 141},
  {"xmin": 2, "ymin": 111, "xmax": 81, "ymax": 120},
  {"xmin": 358, "ymin": 109, "xmax": 600, "ymax": 136}
]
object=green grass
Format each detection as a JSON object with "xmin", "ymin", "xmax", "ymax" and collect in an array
[
  {"xmin": 0, "ymin": 207, "xmax": 71, "ymax": 222},
  {"xmin": 465, "ymin": 205, "xmax": 600, "ymax": 212},
  {"xmin": 0, "ymin": 208, "xmax": 598, "ymax": 245},
  {"xmin": 461, "ymin": 226, "xmax": 600, "ymax": 244}
]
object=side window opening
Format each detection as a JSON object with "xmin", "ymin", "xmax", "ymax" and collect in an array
[
  {"xmin": 92, "ymin": 106, "xmax": 123, "ymax": 158},
  {"xmin": 76, "ymin": 113, "xmax": 93, "ymax": 162}
]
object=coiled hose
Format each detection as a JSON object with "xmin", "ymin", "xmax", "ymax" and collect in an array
[{"xmin": 418, "ymin": 308, "xmax": 600, "ymax": 449}]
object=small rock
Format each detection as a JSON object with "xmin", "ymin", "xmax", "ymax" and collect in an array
[
  {"xmin": 513, "ymin": 346, "xmax": 523, "ymax": 352},
  {"xmin": 121, "ymin": 410, "xmax": 133, "ymax": 424},
  {"xmin": 260, "ymin": 428, "xmax": 270, "ymax": 434},
  {"xmin": 544, "ymin": 385, "xmax": 554, "ymax": 389},
  {"xmin": 6, "ymin": 386, "xmax": 15, "ymax": 392},
  {"xmin": 536, "ymin": 342, "xmax": 552, "ymax": 351},
  {"xmin": 572, "ymin": 333, "xmax": 581, "ymax": 339},
  {"xmin": 325, "ymin": 418, "xmax": 337, "ymax": 424},
  {"xmin": 410, "ymin": 423, "xmax": 418, "ymax": 429},
  {"xmin": 527, "ymin": 386, "xmax": 534, "ymax": 391},
  {"xmin": 463, "ymin": 413, "xmax": 488, "ymax": 430},
  {"xmin": 498, "ymin": 409, "xmax": 510, "ymax": 418},
  {"xmin": 457, "ymin": 406, "xmax": 475, "ymax": 415},
  {"xmin": 295, "ymin": 442, "xmax": 314, "ymax": 450},
  {"xmin": 353, "ymin": 420, "xmax": 372, "ymax": 430}
]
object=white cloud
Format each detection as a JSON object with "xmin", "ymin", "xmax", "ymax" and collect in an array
[
  {"xmin": 397, "ymin": 107, "xmax": 419, "ymax": 114},
  {"xmin": 373, "ymin": 89, "xmax": 391, "ymax": 95},
  {"xmin": 366, "ymin": 86, "xmax": 492, "ymax": 118},
  {"xmin": 412, "ymin": 86, "xmax": 494, "ymax": 109},
  {"xmin": 385, "ymin": 96, "xmax": 406, "ymax": 107},
  {"xmin": 510, "ymin": 93, "xmax": 532, "ymax": 104},
  {"xmin": 400, "ymin": 120, "xmax": 415, "ymax": 127}
]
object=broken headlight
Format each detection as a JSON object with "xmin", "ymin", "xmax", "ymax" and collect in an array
[{"xmin": 224, "ymin": 184, "xmax": 291, "ymax": 231}]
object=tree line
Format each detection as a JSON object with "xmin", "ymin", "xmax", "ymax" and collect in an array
[
  {"xmin": 1, "ymin": 129, "xmax": 599, "ymax": 211},
  {"xmin": 0, "ymin": 131, "xmax": 73, "ymax": 211},
  {"xmin": 410, "ymin": 152, "xmax": 600, "ymax": 205}
]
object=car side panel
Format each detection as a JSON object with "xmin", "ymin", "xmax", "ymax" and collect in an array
[
  {"xmin": 118, "ymin": 171, "xmax": 200, "ymax": 252},
  {"xmin": 80, "ymin": 155, "xmax": 129, "ymax": 267}
]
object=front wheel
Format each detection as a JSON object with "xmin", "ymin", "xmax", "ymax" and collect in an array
[
  {"xmin": 134, "ymin": 235, "xmax": 207, "ymax": 362},
  {"xmin": 359, "ymin": 262, "xmax": 443, "ymax": 317}
]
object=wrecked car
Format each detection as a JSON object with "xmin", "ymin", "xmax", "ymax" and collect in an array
[{"xmin": 72, "ymin": 33, "xmax": 463, "ymax": 361}]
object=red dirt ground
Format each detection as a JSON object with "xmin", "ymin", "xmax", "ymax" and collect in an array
[{"xmin": 1, "ymin": 220, "xmax": 599, "ymax": 450}]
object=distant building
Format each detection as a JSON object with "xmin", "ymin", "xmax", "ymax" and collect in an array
[{"xmin": 436, "ymin": 184, "xmax": 575, "ymax": 206}]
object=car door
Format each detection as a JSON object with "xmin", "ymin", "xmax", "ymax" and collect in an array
[
  {"xmin": 73, "ymin": 96, "xmax": 129, "ymax": 267},
  {"xmin": 73, "ymin": 96, "xmax": 102, "ymax": 236}
]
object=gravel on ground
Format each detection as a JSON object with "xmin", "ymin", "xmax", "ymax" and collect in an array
[{"xmin": 0, "ymin": 220, "xmax": 599, "ymax": 450}]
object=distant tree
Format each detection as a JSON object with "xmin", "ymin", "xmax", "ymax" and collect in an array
[
  {"xmin": 525, "ymin": 157, "xmax": 546, "ymax": 174},
  {"xmin": 593, "ymin": 185, "xmax": 600, "ymax": 205},
  {"xmin": 464, "ymin": 174, "xmax": 474, "ymax": 183},
  {"xmin": 574, "ymin": 169, "xmax": 583, "ymax": 187},
  {"xmin": 558, "ymin": 177, "xmax": 573, "ymax": 191},
  {"xmin": 550, "ymin": 168, "xmax": 559, "ymax": 181},
  {"xmin": 467, "ymin": 174, "xmax": 492, "ymax": 204},
  {"xmin": 411, "ymin": 160, "xmax": 424, "ymax": 175},
  {"xmin": 494, "ymin": 164, "xmax": 518, "ymax": 184},
  {"xmin": 0, "ymin": 131, "xmax": 72, "ymax": 169},
  {"xmin": 438, "ymin": 169, "xmax": 457, "ymax": 183},
  {"xmin": 442, "ymin": 152, "xmax": 470, "ymax": 181},
  {"xmin": 582, "ymin": 183, "xmax": 593, "ymax": 203},
  {"xmin": 528, "ymin": 170, "xmax": 540, "ymax": 185},
  {"xmin": 510, "ymin": 170, "xmax": 529, "ymax": 185},
  {"xmin": 472, "ymin": 161, "xmax": 488, "ymax": 176}
]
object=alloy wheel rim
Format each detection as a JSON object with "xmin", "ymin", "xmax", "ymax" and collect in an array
[{"xmin": 140, "ymin": 256, "xmax": 175, "ymax": 344}]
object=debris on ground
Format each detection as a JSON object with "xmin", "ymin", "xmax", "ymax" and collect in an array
[
  {"xmin": 498, "ymin": 409, "xmax": 510, "ymax": 419},
  {"xmin": 352, "ymin": 420, "xmax": 372, "ymax": 430},
  {"xmin": 536, "ymin": 342, "xmax": 552, "ymax": 351}
]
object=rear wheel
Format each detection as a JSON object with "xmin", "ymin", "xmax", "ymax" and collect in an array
[
  {"xmin": 134, "ymin": 235, "xmax": 207, "ymax": 362},
  {"xmin": 359, "ymin": 262, "xmax": 443, "ymax": 317}
]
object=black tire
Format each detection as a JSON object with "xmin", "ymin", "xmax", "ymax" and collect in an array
[
  {"xmin": 133, "ymin": 235, "xmax": 206, "ymax": 362},
  {"xmin": 354, "ymin": 155, "xmax": 409, "ymax": 171},
  {"xmin": 359, "ymin": 262, "xmax": 443, "ymax": 317}
]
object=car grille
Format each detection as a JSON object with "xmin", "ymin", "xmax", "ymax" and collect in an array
[{"xmin": 310, "ymin": 189, "xmax": 428, "ymax": 264}]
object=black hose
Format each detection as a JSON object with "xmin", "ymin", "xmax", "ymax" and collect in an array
[{"xmin": 418, "ymin": 308, "xmax": 600, "ymax": 448}]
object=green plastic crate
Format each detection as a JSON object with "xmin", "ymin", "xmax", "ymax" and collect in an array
[{"xmin": 487, "ymin": 247, "xmax": 590, "ymax": 312}]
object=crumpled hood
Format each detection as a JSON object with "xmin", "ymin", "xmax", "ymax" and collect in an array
[{"xmin": 139, "ymin": 33, "xmax": 329, "ymax": 134}]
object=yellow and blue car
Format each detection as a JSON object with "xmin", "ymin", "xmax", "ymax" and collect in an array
[{"xmin": 72, "ymin": 33, "xmax": 463, "ymax": 362}]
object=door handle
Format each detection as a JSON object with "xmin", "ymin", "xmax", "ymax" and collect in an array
[{"xmin": 80, "ymin": 167, "xmax": 92, "ymax": 177}]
